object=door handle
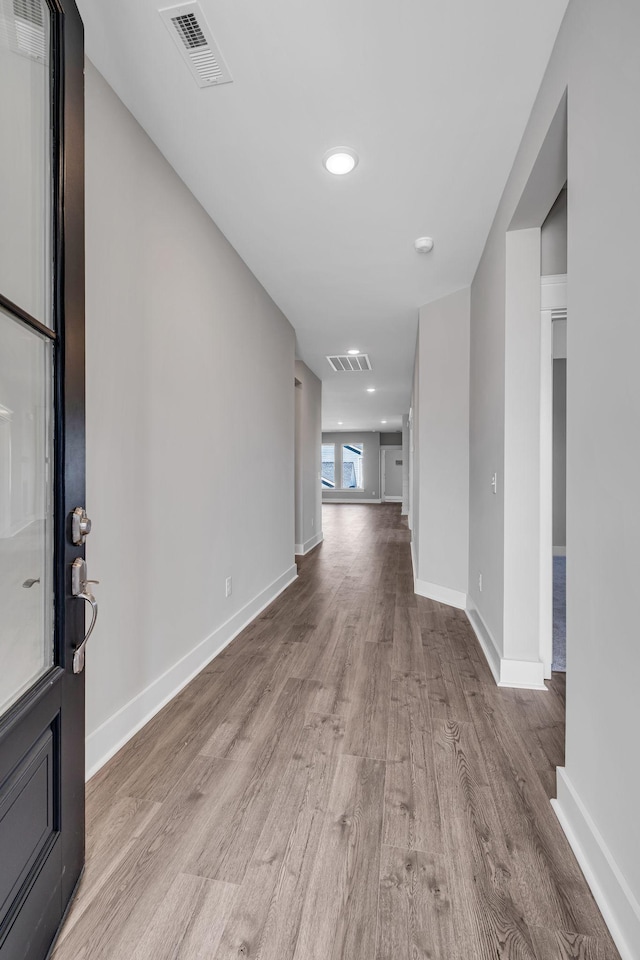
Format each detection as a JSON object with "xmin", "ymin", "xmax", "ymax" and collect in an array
[{"xmin": 71, "ymin": 557, "xmax": 99, "ymax": 674}]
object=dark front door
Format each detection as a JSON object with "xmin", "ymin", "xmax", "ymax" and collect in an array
[{"xmin": 0, "ymin": 2, "xmax": 86, "ymax": 958}]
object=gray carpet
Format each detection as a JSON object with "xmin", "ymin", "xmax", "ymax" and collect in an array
[{"xmin": 552, "ymin": 555, "xmax": 566, "ymax": 672}]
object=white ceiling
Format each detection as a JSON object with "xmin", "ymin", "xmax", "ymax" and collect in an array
[{"xmin": 77, "ymin": 0, "xmax": 569, "ymax": 432}]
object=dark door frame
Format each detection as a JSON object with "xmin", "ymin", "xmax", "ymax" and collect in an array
[{"xmin": 0, "ymin": 2, "xmax": 86, "ymax": 957}]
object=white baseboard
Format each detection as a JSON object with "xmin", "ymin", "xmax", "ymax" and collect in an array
[
  {"xmin": 295, "ymin": 531, "xmax": 324, "ymax": 556},
  {"xmin": 414, "ymin": 577, "xmax": 467, "ymax": 610},
  {"xmin": 466, "ymin": 601, "xmax": 547, "ymax": 690},
  {"xmin": 322, "ymin": 498, "xmax": 382, "ymax": 504},
  {"xmin": 465, "ymin": 604, "xmax": 501, "ymax": 683},
  {"xmin": 553, "ymin": 546, "xmax": 566, "ymax": 557},
  {"xmin": 85, "ymin": 563, "xmax": 298, "ymax": 780},
  {"xmin": 383, "ymin": 496, "xmax": 403, "ymax": 502},
  {"xmin": 552, "ymin": 769, "xmax": 640, "ymax": 960},
  {"xmin": 499, "ymin": 657, "xmax": 546, "ymax": 689}
]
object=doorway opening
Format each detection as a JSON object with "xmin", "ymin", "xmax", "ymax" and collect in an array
[
  {"xmin": 381, "ymin": 446, "xmax": 403, "ymax": 502},
  {"xmin": 540, "ymin": 184, "xmax": 567, "ymax": 674},
  {"xmin": 502, "ymin": 91, "xmax": 567, "ymax": 688}
]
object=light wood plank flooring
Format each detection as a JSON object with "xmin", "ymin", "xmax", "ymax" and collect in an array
[{"xmin": 52, "ymin": 504, "xmax": 620, "ymax": 960}]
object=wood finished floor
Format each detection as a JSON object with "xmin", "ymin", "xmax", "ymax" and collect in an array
[{"xmin": 53, "ymin": 504, "xmax": 620, "ymax": 960}]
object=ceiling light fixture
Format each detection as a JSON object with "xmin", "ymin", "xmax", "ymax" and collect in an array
[
  {"xmin": 338, "ymin": 421, "xmax": 343, "ymax": 425},
  {"xmin": 323, "ymin": 147, "xmax": 359, "ymax": 176},
  {"xmin": 367, "ymin": 387, "xmax": 375, "ymax": 393},
  {"xmin": 381, "ymin": 420, "xmax": 387, "ymax": 423},
  {"xmin": 347, "ymin": 349, "xmax": 360, "ymax": 355}
]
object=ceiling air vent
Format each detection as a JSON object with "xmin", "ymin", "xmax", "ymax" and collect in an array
[
  {"xmin": 327, "ymin": 354, "xmax": 372, "ymax": 373},
  {"xmin": 160, "ymin": 2, "xmax": 233, "ymax": 89},
  {"xmin": 0, "ymin": 0, "xmax": 47, "ymax": 62}
]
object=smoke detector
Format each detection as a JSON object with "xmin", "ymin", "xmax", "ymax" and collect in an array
[
  {"xmin": 414, "ymin": 237, "xmax": 434, "ymax": 254},
  {"xmin": 160, "ymin": 3, "xmax": 233, "ymax": 88}
]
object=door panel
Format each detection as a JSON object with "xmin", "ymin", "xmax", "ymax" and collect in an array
[
  {"xmin": 0, "ymin": 730, "xmax": 54, "ymax": 919},
  {"xmin": 0, "ymin": 0, "xmax": 86, "ymax": 958}
]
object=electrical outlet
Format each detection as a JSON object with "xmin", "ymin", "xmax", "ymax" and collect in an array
[
  {"xmin": 491, "ymin": 473, "xmax": 498, "ymax": 494},
  {"xmin": 225, "ymin": 576, "xmax": 232, "ymax": 598},
  {"xmin": 478, "ymin": 573, "xmax": 483, "ymax": 592}
]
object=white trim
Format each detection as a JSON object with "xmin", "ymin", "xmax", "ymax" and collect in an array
[
  {"xmin": 466, "ymin": 601, "xmax": 547, "ymax": 690},
  {"xmin": 553, "ymin": 545, "xmax": 566, "ymax": 556},
  {"xmin": 322, "ymin": 498, "xmax": 382, "ymax": 504},
  {"xmin": 383, "ymin": 496, "xmax": 402, "ymax": 503},
  {"xmin": 85, "ymin": 564, "xmax": 298, "ymax": 780},
  {"xmin": 295, "ymin": 531, "xmax": 324, "ymax": 556},
  {"xmin": 409, "ymin": 542, "xmax": 468, "ymax": 611},
  {"xmin": 414, "ymin": 577, "xmax": 467, "ymax": 610},
  {"xmin": 552, "ymin": 769, "xmax": 640, "ymax": 960},
  {"xmin": 499, "ymin": 658, "xmax": 546, "ymax": 689},
  {"xmin": 465, "ymin": 603, "xmax": 501, "ymax": 684},
  {"xmin": 540, "ymin": 307, "xmax": 554, "ymax": 680},
  {"xmin": 540, "ymin": 273, "xmax": 568, "ymax": 310}
]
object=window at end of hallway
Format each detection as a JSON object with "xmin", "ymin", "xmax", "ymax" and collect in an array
[
  {"xmin": 342, "ymin": 443, "xmax": 363, "ymax": 489},
  {"xmin": 321, "ymin": 444, "xmax": 335, "ymax": 488}
]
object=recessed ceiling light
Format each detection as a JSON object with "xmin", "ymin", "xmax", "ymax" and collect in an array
[
  {"xmin": 381, "ymin": 420, "xmax": 387, "ymax": 423},
  {"xmin": 338, "ymin": 421, "xmax": 343, "ymax": 425},
  {"xmin": 367, "ymin": 387, "xmax": 375, "ymax": 393},
  {"xmin": 347, "ymin": 349, "xmax": 360, "ymax": 355},
  {"xmin": 323, "ymin": 147, "xmax": 359, "ymax": 176}
]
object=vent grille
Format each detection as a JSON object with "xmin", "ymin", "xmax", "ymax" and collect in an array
[
  {"xmin": 172, "ymin": 11, "xmax": 206, "ymax": 48},
  {"xmin": 13, "ymin": 0, "xmax": 42, "ymax": 26},
  {"xmin": 551, "ymin": 308, "xmax": 567, "ymax": 322},
  {"xmin": 0, "ymin": 0, "xmax": 47, "ymax": 61},
  {"xmin": 160, "ymin": 3, "xmax": 233, "ymax": 88},
  {"xmin": 327, "ymin": 354, "xmax": 372, "ymax": 373}
]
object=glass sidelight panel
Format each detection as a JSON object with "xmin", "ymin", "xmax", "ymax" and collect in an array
[
  {"xmin": 342, "ymin": 443, "xmax": 363, "ymax": 489},
  {"xmin": 0, "ymin": 305, "xmax": 54, "ymax": 717},
  {"xmin": 0, "ymin": 0, "xmax": 52, "ymax": 325},
  {"xmin": 321, "ymin": 443, "xmax": 335, "ymax": 488}
]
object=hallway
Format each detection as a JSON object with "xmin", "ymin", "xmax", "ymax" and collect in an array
[{"xmin": 52, "ymin": 504, "xmax": 618, "ymax": 960}]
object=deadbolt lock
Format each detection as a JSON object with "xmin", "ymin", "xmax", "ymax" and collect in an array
[{"xmin": 71, "ymin": 506, "xmax": 92, "ymax": 545}]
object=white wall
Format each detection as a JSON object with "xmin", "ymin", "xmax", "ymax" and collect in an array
[
  {"xmin": 409, "ymin": 345, "xmax": 419, "ymax": 551},
  {"xmin": 294, "ymin": 359, "xmax": 322, "ymax": 555},
  {"xmin": 503, "ymin": 227, "xmax": 544, "ymax": 672},
  {"xmin": 411, "ymin": 289, "xmax": 470, "ymax": 609},
  {"xmin": 468, "ymin": 1, "xmax": 640, "ymax": 953},
  {"xmin": 84, "ymin": 61, "xmax": 297, "ymax": 775},
  {"xmin": 401, "ymin": 413, "xmax": 409, "ymax": 515},
  {"xmin": 541, "ymin": 186, "xmax": 567, "ymax": 276},
  {"xmin": 552, "ymin": 358, "xmax": 566, "ymax": 548},
  {"xmin": 542, "ymin": 190, "xmax": 568, "ymax": 550}
]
